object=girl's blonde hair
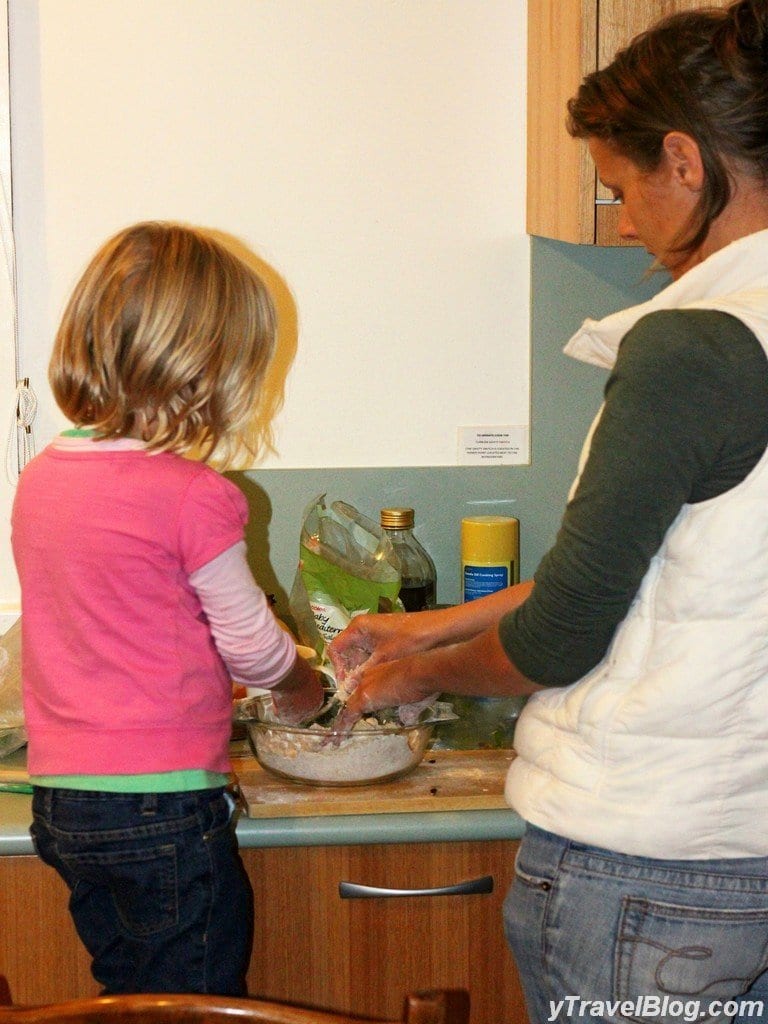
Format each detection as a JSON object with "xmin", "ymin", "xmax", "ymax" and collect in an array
[{"xmin": 49, "ymin": 221, "xmax": 278, "ymax": 465}]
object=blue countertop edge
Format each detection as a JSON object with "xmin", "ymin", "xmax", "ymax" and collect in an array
[
  {"xmin": 234, "ymin": 806, "xmax": 526, "ymax": 848},
  {"xmin": 0, "ymin": 792, "xmax": 526, "ymax": 856}
]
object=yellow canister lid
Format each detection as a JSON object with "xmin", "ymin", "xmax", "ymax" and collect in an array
[{"xmin": 461, "ymin": 516, "xmax": 519, "ymax": 562}]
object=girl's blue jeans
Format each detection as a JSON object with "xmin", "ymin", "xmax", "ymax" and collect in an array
[
  {"xmin": 504, "ymin": 825, "xmax": 768, "ymax": 1024},
  {"xmin": 31, "ymin": 785, "xmax": 253, "ymax": 996}
]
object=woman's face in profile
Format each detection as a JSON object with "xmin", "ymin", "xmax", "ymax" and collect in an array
[{"xmin": 588, "ymin": 136, "xmax": 701, "ymax": 279}]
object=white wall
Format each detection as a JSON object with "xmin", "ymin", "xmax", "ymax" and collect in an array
[
  {"xmin": 0, "ymin": 0, "xmax": 18, "ymax": 624},
  {"xmin": 1, "ymin": 0, "xmax": 529, "ymax": 609}
]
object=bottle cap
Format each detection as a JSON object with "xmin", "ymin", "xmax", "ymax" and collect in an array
[
  {"xmin": 461, "ymin": 516, "xmax": 518, "ymax": 562},
  {"xmin": 380, "ymin": 507, "xmax": 415, "ymax": 529}
]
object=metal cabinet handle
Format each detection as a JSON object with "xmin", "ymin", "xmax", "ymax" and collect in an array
[{"xmin": 339, "ymin": 875, "xmax": 494, "ymax": 899}]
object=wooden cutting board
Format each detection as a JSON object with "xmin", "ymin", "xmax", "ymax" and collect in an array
[{"xmin": 234, "ymin": 748, "xmax": 515, "ymax": 818}]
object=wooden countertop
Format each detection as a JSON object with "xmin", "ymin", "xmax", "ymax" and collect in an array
[
  {"xmin": 233, "ymin": 748, "xmax": 515, "ymax": 818},
  {"xmin": 0, "ymin": 746, "xmax": 525, "ymax": 853},
  {"xmin": 0, "ymin": 745, "xmax": 516, "ymax": 819}
]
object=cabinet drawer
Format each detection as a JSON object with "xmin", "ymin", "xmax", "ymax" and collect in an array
[{"xmin": 243, "ymin": 840, "xmax": 528, "ymax": 1024}]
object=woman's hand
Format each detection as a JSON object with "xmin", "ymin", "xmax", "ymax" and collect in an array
[
  {"xmin": 328, "ymin": 582, "xmax": 539, "ymax": 733},
  {"xmin": 332, "ymin": 652, "xmax": 441, "ymax": 733},
  {"xmin": 329, "ymin": 583, "xmax": 536, "ymax": 697},
  {"xmin": 333, "ymin": 622, "xmax": 542, "ymax": 735},
  {"xmin": 328, "ymin": 610, "xmax": 438, "ymax": 694}
]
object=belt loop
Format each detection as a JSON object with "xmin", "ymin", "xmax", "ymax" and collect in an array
[{"xmin": 140, "ymin": 792, "xmax": 159, "ymax": 815}]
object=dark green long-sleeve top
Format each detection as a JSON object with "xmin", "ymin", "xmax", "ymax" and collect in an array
[{"xmin": 499, "ymin": 309, "xmax": 768, "ymax": 687}]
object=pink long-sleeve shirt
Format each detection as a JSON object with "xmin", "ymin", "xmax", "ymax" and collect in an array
[{"xmin": 11, "ymin": 435, "xmax": 295, "ymax": 776}]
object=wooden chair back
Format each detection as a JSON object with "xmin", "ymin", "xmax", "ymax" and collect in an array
[{"xmin": 0, "ymin": 988, "xmax": 470, "ymax": 1024}]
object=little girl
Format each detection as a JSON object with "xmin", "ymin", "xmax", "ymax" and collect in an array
[{"xmin": 10, "ymin": 221, "xmax": 323, "ymax": 996}]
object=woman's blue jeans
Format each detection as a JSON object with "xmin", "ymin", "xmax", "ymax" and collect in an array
[
  {"xmin": 504, "ymin": 825, "xmax": 768, "ymax": 1024},
  {"xmin": 31, "ymin": 786, "xmax": 254, "ymax": 995}
]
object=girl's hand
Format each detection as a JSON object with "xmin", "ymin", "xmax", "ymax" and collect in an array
[{"xmin": 269, "ymin": 651, "xmax": 325, "ymax": 725}]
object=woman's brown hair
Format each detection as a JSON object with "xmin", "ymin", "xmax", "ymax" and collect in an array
[
  {"xmin": 49, "ymin": 221, "xmax": 277, "ymax": 466},
  {"xmin": 567, "ymin": 0, "xmax": 768, "ymax": 263}
]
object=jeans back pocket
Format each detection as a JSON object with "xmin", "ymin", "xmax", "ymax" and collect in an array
[
  {"xmin": 62, "ymin": 842, "xmax": 179, "ymax": 938},
  {"xmin": 616, "ymin": 896, "xmax": 768, "ymax": 1024}
]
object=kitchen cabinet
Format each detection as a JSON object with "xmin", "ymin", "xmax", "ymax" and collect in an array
[
  {"xmin": 244, "ymin": 840, "xmax": 526, "ymax": 1024},
  {"xmin": 527, "ymin": 0, "xmax": 728, "ymax": 245},
  {"xmin": 0, "ymin": 855, "xmax": 98, "ymax": 1002},
  {"xmin": 0, "ymin": 840, "xmax": 527, "ymax": 1024}
]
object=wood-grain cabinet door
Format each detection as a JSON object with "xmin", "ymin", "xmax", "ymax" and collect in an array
[
  {"xmin": 243, "ymin": 839, "xmax": 527, "ymax": 1024},
  {"xmin": 0, "ymin": 856, "xmax": 98, "ymax": 1004},
  {"xmin": 528, "ymin": 0, "xmax": 729, "ymax": 245}
]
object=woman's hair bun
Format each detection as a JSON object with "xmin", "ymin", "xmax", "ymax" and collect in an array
[{"xmin": 730, "ymin": 0, "xmax": 768, "ymax": 67}]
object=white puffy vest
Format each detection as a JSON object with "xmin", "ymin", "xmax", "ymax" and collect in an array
[{"xmin": 505, "ymin": 230, "xmax": 768, "ymax": 858}]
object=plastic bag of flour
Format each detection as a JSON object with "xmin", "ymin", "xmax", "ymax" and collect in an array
[{"xmin": 289, "ymin": 495, "xmax": 401, "ymax": 660}]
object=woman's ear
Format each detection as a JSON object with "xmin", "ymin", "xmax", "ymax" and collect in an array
[{"xmin": 662, "ymin": 131, "xmax": 705, "ymax": 192}]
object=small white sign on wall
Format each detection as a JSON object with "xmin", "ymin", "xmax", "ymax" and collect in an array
[{"xmin": 458, "ymin": 425, "xmax": 530, "ymax": 466}]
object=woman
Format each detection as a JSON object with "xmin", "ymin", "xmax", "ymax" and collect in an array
[{"xmin": 330, "ymin": 1, "xmax": 768, "ymax": 1018}]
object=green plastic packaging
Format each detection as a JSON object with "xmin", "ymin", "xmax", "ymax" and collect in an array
[{"xmin": 289, "ymin": 495, "xmax": 401, "ymax": 659}]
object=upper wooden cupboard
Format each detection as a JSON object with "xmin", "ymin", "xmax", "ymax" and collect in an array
[{"xmin": 527, "ymin": 0, "xmax": 729, "ymax": 245}]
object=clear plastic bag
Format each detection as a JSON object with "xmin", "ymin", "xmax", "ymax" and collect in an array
[
  {"xmin": 289, "ymin": 495, "xmax": 401, "ymax": 660},
  {"xmin": 0, "ymin": 618, "xmax": 26, "ymax": 757}
]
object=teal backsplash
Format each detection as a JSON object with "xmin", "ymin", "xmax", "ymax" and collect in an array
[{"xmin": 233, "ymin": 237, "xmax": 665, "ymax": 625}]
